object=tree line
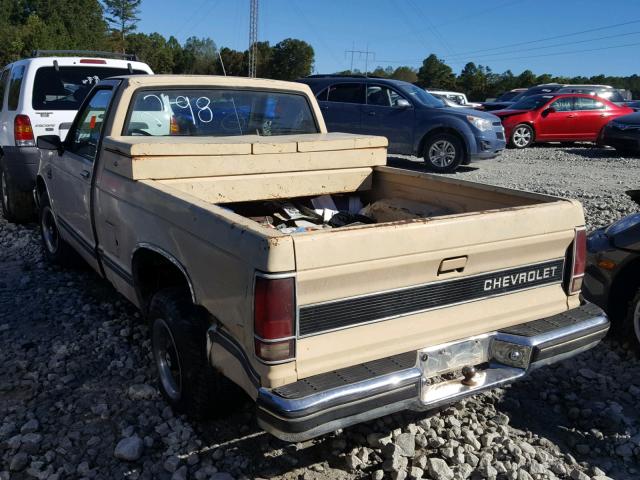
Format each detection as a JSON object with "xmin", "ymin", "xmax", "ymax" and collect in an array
[
  {"xmin": 0, "ymin": 0, "xmax": 314, "ymax": 80},
  {"xmin": 0, "ymin": 1, "xmax": 637, "ymax": 98},
  {"xmin": 340, "ymin": 54, "xmax": 640, "ymax": 101}
]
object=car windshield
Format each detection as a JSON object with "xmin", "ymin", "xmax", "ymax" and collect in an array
[
  {"xmin": 402, "ymin": 85, "xmax": 444, "ymax": 107},
  {"xmin": 124, "ymin": 89, "xmax": 319, "ymax": 137},
  {"xmin": 495, "ymin": 91, "xmax": 521, "ymax": 102},
  {"xmin": 510, "ymin": 96, "xmax": 551, "ymax": 110},
  {"xmin": 32, "ymin": 66, "xmax": 147, "ymax": 110}
]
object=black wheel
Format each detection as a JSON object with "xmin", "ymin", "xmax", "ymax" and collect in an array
[
  {"xmin": 509, "ymin": 124, "xmax": 534, "ymax": 149},
  {"xmin": 0, "ymin": 161, "xmax": 35, "ymax": 223},
  {"xmin": 623, "ymin": 288, "xmax": 640, "ymax": 351},
  {"xmin": 423, "ymin": 133, "xmax": 464, "ymax": 173},
  {"xmin": 149, "ymin": 287, "xmax": 240, "ymax": 418},
  {"xmin": 39, "ymin": 195, "xmax": 76, "ymax": 265}
]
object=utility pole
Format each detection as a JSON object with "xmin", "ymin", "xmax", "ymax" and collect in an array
[
  {"xmin": 248, "ymin": 0, "xmax": 258, "ymax": 78},
  {"xmin": 344, "ymin": 46, "xmax": 375, "ymax": 76}
]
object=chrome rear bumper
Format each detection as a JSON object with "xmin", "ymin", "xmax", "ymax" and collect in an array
[{"xmin": 257, "ymin": 302, "xmax": 608, "ymax": 441}]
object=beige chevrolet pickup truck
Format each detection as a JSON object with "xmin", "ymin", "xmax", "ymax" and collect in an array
[{"xmin": 35, "ymin": 75, "xmax": 609, "ymax": 441}]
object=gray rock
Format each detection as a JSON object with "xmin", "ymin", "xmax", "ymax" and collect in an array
[
  {"xmin": 372, "ymin": 470, "xmax": 385, "ymax": 480},
  {"xmin": 569, "ymin": 469, "xmax": 589, "ymax": 480},
  {"xmin": 20, "ymin": 419, "xmax": 39, "ymax": 434},
  {"xmin": 210, "ymin": 473, "xmax": 234, "ymax": 480},
  {"xmin": 164, "ymin": 456, "xmax": 181, "ymax": 473},
  {"xmin": 127, "ymin": 384, "xmax": 156, "ymax": 400},
  {"xmin": 9, "ymin": 452, "xmax": 29, "ymax": 472},
  {"xmin": 113, "ymin": 435, "xmax": 144, "ymax": 461},
  {"xmin": 427, "ymin": 458, "xmax": 454, "ymax": 480},
  {"xmin": 395, "ymin": 433, "xmax": 415, "ymax": 457},
  {"xmin": 172, "ymin": 466, "xmax": 188, "ymax": 480},
  {"xmin": 615, "ymin": 443, "xmax": 634, "ymax": 457},
  {"xmin": 409, "ymin": 466, "xmax": 423, "ymax": 480},
  {"xmin": 517, "ymin": 470, "xmax": 534, "ymax": 480}
]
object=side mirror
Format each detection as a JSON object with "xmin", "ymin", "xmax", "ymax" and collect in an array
[
  {"xmin": 396, "ymin": 98, "xmax": 411, "ymax": 108},
  {"xmin": 37, "ymin": 135, "xmax": 63, "ymax": 153},
  {"xmin": 543, "ymin": 106, "xmax": 556, "ymax": 115}
]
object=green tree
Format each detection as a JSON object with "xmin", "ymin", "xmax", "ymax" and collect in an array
[
  {"xmin": 417, "ymin": 54, "xmax": 456, "ymax": 89},
  {"xmin": 218, "ymin": 47, "xmax": 246, "ymax": 76},
  {"xmin": 126, "ymin": 32, "xmax": 174, "ymax": 73},
  {"xmin": 102, "ymin": 0, "xmax": 142, "ymax": 52},
  {"xmin": 269, "ymin": 38, "xmax": 314, "ymax": 80},
  {"xmin": 391, "ymin": 66, "xmax": 418, "ymax": 83},
  {"xmin": 180, "ymin": 36, "xmax": 217, "ymax": 74},
  {"xmin": 254, "ymin": 41, "xmax": 273, "ymax": 78},
  {"xmin": 517, "ymin": 69, "xmax": 537, "ymax": 88}
]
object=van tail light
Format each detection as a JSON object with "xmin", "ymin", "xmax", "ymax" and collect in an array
[
  {"xmin": 170, "ymin": 115, "xmax": 180, "ymax": 135},
  {"xmin": 254, "ymin": 274, "xmax": 295, "ymax": 363},
  {"xmin": 15, "ymin": 115, "xmax": 35, "ymax": 147},
  {"xmin": 568, "ymin": 228, "xmax": 587, "ymax": 294},
  {"xmin": 79, "ymin": 58, "xmax": 106, "ymax": 64}
]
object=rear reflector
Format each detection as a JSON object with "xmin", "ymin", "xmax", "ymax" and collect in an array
[
  {"xmin": 80, "ymin": 59, "xmax": 107, "ymax": 64},
  {"xmin": 14, "ymin": 115, "xmax": 35, "ymax": 147},
  {"xmin": 569, "ymin": 228, "xmax": 587, "ymax": 294},
  {"xmin": 254, "ymin": 275, "xmax": 295, "ymax": 363}
]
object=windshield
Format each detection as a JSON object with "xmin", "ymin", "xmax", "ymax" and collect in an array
[
  {"xmin": 124, "ymin": 89, "xmax": 319, "ymax": 137},
  {"xmin": 510, "ymin": 95, "xmax": 552, "ymax": 111},
  {"xmin": 32, "ymin": 66, "xmax": 147, "ymax": 110},
  {"xmin": 495, "ymin": 91, "xmax": 521, "ymax": 102},
  {"xmin": 402, "ymin": 85, "xmax": 444, "ymax": 107}
]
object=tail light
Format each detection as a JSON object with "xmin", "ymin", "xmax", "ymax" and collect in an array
[
  {"xmin": 568, "ymin": 228, "xmax": 586, "ymax": 294},
  {"xmin": 79, "ymin": 58, "xmax": 106, "ymax": 64},
  {"xmin": 254, "ymin": 274, "xmax": 295, "ymax": 363},
  {"xmin": 170, "ymin": 115, "xmax": 180, "ymax": 135},
  {"xmin": 15, "ymin": 115, "xmax": 35, "ymax": 147}
]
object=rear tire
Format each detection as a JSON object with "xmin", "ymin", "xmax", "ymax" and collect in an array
[
  {"xmin": 39, "ymin": 195, "xmax": 76, "ymax": 266},
  {"xmin": 149, "ymin": 287, "xmax": 240, "ymax": 418},
  {"xmin": 0, "ymin": 161, "xmax": 35, "ymax": 223},
  {"xmin": 423, "ymin": 133, "xmax": 464, "ymax": 173},
  {"xmin": 509, "ymin": 124, "xmax": 534, "ymax": 149},
  {"xmin": 623, "ymin": 288, "xmax": 640, "ymax": 351}
]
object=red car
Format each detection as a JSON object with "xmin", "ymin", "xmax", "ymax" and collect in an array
[{"xmin": 493, "ymin": 93, "xmax": 633, "ymax": 149}]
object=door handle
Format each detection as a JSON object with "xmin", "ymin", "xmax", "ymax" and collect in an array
[
  {"xmin": 567, "ymin": 114, "xmax": 575, "ymax": 118},
  {"xmin": 600, "ymin": 113, "xmax": 609, "ymax": 117},
  {"xmin": 438, "ymin": 256, "xmax": 468, "ymax": 274},
  {"xmin": 80, "ymin": 170, "xmax": 90, "ymax": 179},
  {"xmin": 367, "ymin": 111, "xmax": 376, "ymax": 116}
]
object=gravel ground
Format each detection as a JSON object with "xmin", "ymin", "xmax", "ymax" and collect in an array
[{"xmin": 1, "ymin": 145, "xmax": 640, "ymax": 480}]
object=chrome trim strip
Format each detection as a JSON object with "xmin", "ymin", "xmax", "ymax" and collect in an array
[
  {"xmin": 132, "ymin": 242, "xmax": 197, "ymax": 304},
  {"xmin": 298, "ymin": 281, "xmax": 563, "ymax": 339},
  {"xmin": 254, "ymin": 334, "xmax": 296, "ymax": 343},
  {"xmin": 297, "ymin": 258, "xmax": 565, "ymax": 338}
]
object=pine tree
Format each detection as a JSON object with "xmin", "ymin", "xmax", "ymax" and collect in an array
[{"xmin": 102, "ymin": 0, "xmax": 142, "ymax": 52}]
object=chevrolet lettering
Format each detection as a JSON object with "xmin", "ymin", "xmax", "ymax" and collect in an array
[
  {"xmin": 484, "ymin": 265, "xmax": 560, "ymax": 292},
  {"xmin": 36, "ymin": 75, "xmax": 609, "ymax": 441}
]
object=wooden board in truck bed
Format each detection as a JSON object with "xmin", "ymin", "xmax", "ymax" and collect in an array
[{"xmin": 101, "ymin": 132, "xmax": 388, "ymax": 180}]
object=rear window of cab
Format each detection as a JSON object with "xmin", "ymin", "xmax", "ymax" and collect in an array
[{"xmin": 123, "ymin": 89, "xmax": 319, "ymax": 137}]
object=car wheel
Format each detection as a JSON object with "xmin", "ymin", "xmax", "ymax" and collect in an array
[
  {"xmin": 39, "ymin": 195, "xmax": 76, "ymax": 266},
  {"xmin": 149, "ymin": 287, "xmax": 241, "ymax": 418},
  {"xmin": 510, "ymin": 124, "xmax": 534, "ymax": 149},
  {"xmin": 624, "ymin": 288, "xmax": 640, "ymax": 350},
  {"xmin": 423, "ymin": 133, "xmax": 464, "ymax": 173},
  {"xmin": 0, "ymin": 161, "xmax": 34, "ymax": 223}
]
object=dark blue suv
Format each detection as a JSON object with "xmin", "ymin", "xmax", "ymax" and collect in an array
[{"xmin": 298, "ymin": 76, "xmax": 505, "ymax": 173}]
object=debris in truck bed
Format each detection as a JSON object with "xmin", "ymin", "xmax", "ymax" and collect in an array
[{"xmin": 360, "ymin": 198, "xmax": 452, "ymax": 223}]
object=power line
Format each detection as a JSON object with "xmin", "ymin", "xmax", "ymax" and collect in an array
[
  {"xmin": 445, "ymin": 18, "xmax": 640, "ymax": 57},
  {"xmin": 437, "ymin": 0, "xmax": 523, "ymax": 27},
  {"xmin": 443, "ymin": 30, "xmax": 640, "ymax": 61}
]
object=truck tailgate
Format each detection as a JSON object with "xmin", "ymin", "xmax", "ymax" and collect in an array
[{"xmin": 292, "ymin": 200, "xmax": 583, "ymax": 378}]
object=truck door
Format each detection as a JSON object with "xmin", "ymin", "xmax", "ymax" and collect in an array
[
  {"xmin": 47, "ymin": 86, "xmax": 116, "ymax": 271},
  {"xmin": 362, "ymin": 83, "xmax": 414, "ymax": 154}
]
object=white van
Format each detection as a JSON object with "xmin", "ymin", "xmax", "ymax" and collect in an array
[{"xmin": 0, "ymin": 50, "xmax": 153, "ymax": 222}]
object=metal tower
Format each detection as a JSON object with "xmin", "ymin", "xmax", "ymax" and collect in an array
[{"xmin": 248, "ymin": 0, "xmax": 258, "ymax": 77}]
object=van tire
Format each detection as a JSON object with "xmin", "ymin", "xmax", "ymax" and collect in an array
[
  {"xmin": 423, "ymin": 133, "xmax": 464, "ymax": 173},
  {"xmin": 38, "ymin": 195, "xmax": 76, "ymax": 266},
  {"xmin": 0, "ymin": 162, "xmax": 34, "ymax": 223},
  {"xmin": 149, "ymin": 288, "xmax": 240, "ymax": 418}
]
